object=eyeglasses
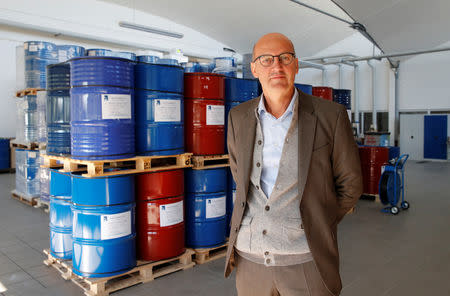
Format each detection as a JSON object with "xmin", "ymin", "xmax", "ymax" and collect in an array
[{"xmin": 253, "ymin": 52, "xmax": 296, "ymax": 67}]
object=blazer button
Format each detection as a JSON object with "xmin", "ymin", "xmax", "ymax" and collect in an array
[
  {"xmin": 265, "ymin": 205, "xmax": 270, "ymax": 211},
  {"xmin": 264, "ymin": 251, "xmax": 269, "ymax": 255},
  {"xmin": 258, "ymin": 140, "xmax": 262, "ymax": 145},
  {"xmin": 262, "ymin": 229, "xmax": 267, "ymax": 235},
  {"xmin": 256, "ymin": 162, "xmax": 261, "ymax": 168},
  {"xmin": 241, "ymin": 201, "xmax": 245, "ymax": 207},
  {"xmin": 256, "ymin": 185, "xmax": 260, "ymax": 190},
  {"xmin": 235, "ymin": 227, "xmax": 238, "ymax": 233},
  {"xmin": 266, "ymin": 258, "xmax": 271, "ymax": 264}
]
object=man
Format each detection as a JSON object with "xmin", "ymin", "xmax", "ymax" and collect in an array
[{"xmin": 224, "ymin": 33, "xmax": 363, "ymax": 296}]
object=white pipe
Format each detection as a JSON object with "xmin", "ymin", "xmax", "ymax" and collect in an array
[
  {"xmin": 339, "ymin": 64, "xmax": 344, "ymax": 89},
  {"xmin": 302, "ymin": 53, "xmax": 357, "ymax": 62},
  {"xmin": 354, "ymin": 63, "xmax": 360, "ymax": 136},
  {"xmin": 367, "ymin": 60, "xmax": 377, "ymax": 131},
  {"xmin": 394, "ymin": 65, "xmax": 400, "ymax": 144}
]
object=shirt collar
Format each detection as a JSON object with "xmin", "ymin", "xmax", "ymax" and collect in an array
[{"xmin": 256, "ymin": 88, "xmax": 298, "ymax": 120}]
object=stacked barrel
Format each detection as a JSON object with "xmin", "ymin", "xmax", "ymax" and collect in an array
[
  {"xmin": 15, "ymin": 149, "xmax": 40, "ymax": 198},
  {"xmin": 184, "ymin": 73, "xmax": 227, "ymax": 248},
  {"xmin": 294, "ymin": 83, "xmax": 313, "ymax": 95},
  {"xmin": 333, "ymin": 89, "xmax": 352, "ymax": 121},
  {"xmin": 134, "ymin": 57, "xmax": 186, "ymax": 261},
  {"xmin": 312, "ymin": 86, "xmax": 333, "ymax": 101},
  {"xmin": 358, "ymin": 146, "xmax": 389, "ymax": 195},
  {"xmin": 24, "ymin": 41, "xmax": 58, "ymax": 89}
]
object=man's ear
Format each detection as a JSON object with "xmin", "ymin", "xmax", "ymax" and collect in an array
[{"xmin": 251, "ymin": 62, "xmax": 258, "ymax": 79}]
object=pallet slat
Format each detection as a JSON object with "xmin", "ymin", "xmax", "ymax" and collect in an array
[
  {"xmin": 9, "ymin": 140, "xmax": 40, "ymax": 151},
  {"xmin": 16, "ymin": 88, "xmax": 45, "ymax": 97},
  {"xmin": 41, "ymin": 153, "xmax": 193, "ymax": 177},
  {"xmin": 11, "ymin": 190, "xmax": 38, "ymax": 207},
  {"xmin": 191, "ymin": 242, "xmax": 228, "ymax": 264},
  {"xmin": 191, "ymin": 154, "xmax": 230, "ymax": 170},
  {"xmin": 43, "ymin": 249, "xmax": 195, "ymax": 296}
]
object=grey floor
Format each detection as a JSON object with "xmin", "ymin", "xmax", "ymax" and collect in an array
[{"xmin": 0, "ymin": 161, "xmax": 449, "ymax": 296}]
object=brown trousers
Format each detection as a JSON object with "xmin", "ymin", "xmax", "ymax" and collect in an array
[{"xmin": 235, "ymin": 254, "xmax": 336, "ymax": 296}]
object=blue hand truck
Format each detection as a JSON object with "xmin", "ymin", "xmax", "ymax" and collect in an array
[{"xmin": 378, "ymin": 154, "xmax": 409, "ymax": 215}]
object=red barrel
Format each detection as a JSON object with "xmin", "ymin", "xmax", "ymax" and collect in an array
[
  {"xmin": 358, "ymin": 146, "xmax": 389, "ymax": 194},
  {"xmin": 184, "ymin": 73, "xmax": 225, "ymax": 155},
  {"xmin": 312, "ymin": 86, "xmax": 333, "ymax": 101},
  {"xmin": 136, "ymin": 170, "xmax": 185, "ymax": 261}
]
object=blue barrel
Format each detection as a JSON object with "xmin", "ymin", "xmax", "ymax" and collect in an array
[
  {"xmin": 71, "ymin": 174, "xmax": 136, "ymax": 278},
  {"xmin": 0, "ymin": 138, "xmax": 10, "ymax": 169},
  {"xmin": 47, "ymin": 64, "xmax": 71, "ymax": 155},
  {"xmin": 70, "ymin": 57, "xmax": 135, "ymax": 160},
  {"xmin": 158, "ymin": 59, "xmax": 179, "ymax": 66},
  {"xmin": 86, "ymin": 48, "xmax": 113, "ymax": 57},
  {"xmin": 333, "ymin": 89, "xmax": 351, "ymax": 109},
  {"xmin": 226, "ymin": 170, "xmax": 236, "ymax": 236},
  {"xmin": 23, "ymin": 95, "xmax": 38, "ymax": 143},
  {"xmin": 137, "ymin": 55, "xmax": 160, "ymax": 63},
  {"xmin": 185, "ymin": 168, "xmax": 227, "ymax": 248},
  {"xmin": 295, "ymin": 83, "xmax": 313, "ymax": 95},
  {"xmin": 182, "ymin": 62, "xmax": 201, "ymax": 73},
  {"xmin": 49, "ymin": 170, "xmax": 72, "ymax": 259},
  {"xmin": 135, "ymin": 90, "xmax": 184, "ymax": 155},
  {"xmin": 24, "ymin": 41, "xmax": 58, "ymax": 88},
  {"xmin": 70, "ymin": 57, "xmax": 134, "ymax": 88},
  {"xmin": 15, "ymin": 149, "xmax": 40, "ymax": 197},
  {"xmin": 213, "ymin": 57, "xmax": 237, "ymax": 78},
  {"xmin": 57, "ymin": 45, "xmax": 85, "ymax": 62},
  {"xmin": 199, "ymin": 62, "xmax": 214, "ymax": 73},
  {"xmin": 135, "ymin": 63, "xmax": 184, "ymax": 93},
  {"xmin": 225, "ymin": 77, "xmax": 259, "ymax": 102},
  {"xmin": 112, "ymin": 51, "xmax": 136, "ymax": 61}
]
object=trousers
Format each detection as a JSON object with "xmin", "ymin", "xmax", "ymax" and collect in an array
[{"xmin": 235, "ymin": 253, "xmax": 336, "ymax": 296}]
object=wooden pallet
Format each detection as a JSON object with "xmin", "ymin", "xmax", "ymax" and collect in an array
[
  {"xmin": 191, "ymin": 242, "xmax": 228, "ymax": 264},
  {"xmin": 191, "ymin": 154, "xmax": 230, "ymax": 170},
  {"xmin": 11, "ymin": 190, "xmax": 38, "ymax": 207},
  {"xmin": 16, "ymin": 88, "xmax": 45, "ymax": 97},
  {"xmin": 41, "ymin": 153, "xmax": 193, "ymax": 177},
  {"xmin": 9, "ymin": 140, "xmax": 40, "ymax": 151},
  {"xmin": 43, "ymin": 248, "xmax": 195, "ymax": 296},
  {"xmin": 34, "ymin": 197, "xmax": 50, "ymax": 213}
]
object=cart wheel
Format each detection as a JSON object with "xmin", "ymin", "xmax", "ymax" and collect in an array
[
  {"xmin": 401, "ymin": 201, "xmax": 410, "ymax": 210},
  {"xmin": 390, "ymin": 206, "xmax": 399, "ymax": 215}
]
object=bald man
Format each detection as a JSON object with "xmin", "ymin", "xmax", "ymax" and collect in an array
[{"xmin": 224, "ymin": 33, "xmax": 363, "ymax": 296}]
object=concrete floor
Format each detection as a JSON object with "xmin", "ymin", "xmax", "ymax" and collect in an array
[{"xmin": 0, "ymin": 161, "xmax": 449, "ymax": 295}]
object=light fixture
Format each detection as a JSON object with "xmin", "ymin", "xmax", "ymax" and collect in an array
[{"xmin": 119, "ymin": 21, "xmax": 184, "ymax": 39}]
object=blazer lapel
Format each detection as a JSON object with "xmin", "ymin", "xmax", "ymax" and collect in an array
[
  {"xmin": 297, "ymin": 91, "xmax": 317, "ymax": 203},
  {"xmin": 238, "ymin": 98, "xmax": 259, "ymax": 201}
]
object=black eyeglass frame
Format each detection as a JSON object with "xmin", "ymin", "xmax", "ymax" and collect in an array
[{"xmin": 252, "ymin": 52, "xmax": 297, "ymax": 66}]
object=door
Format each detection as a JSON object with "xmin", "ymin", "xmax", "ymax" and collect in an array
[
  {"xmin": 400, "ymin": 114, "xmax": 424, "ymax": 160},
  {"xmin": 424, "ymin": 115, "xmax": 447, "ymax": 159}
]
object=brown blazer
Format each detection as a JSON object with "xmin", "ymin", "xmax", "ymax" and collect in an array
[{"xmin": 224, "ymin": 89, "xmax": 363, "ymax": 295}]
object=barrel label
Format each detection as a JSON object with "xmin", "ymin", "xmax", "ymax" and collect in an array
[
  {"xmin": 206, "ymin": 196, "xmax": 226, "ymax": 219},
  {"xmin": 160, "ymin": 200, "xmax": 184, "ymax": 227},
  {"xmin": 100, "ymin": 211, "xmax": 132, "ymax": 240},
  {"xmin": 206, "ymin": 105, "xmax": 224, "ymax": 125},
  {"xmin": 154, "ymin": 99, "xmax": 181, "ymax": 122},
  {"xmin": 58, "ymin": 50, "xmax": 68, "ymax": 62},
  {"xmin": 28, "ymin": 45, "xmax": 38, "ymax": 52},
  {"xmin": 101, "ymin": 94, "xmax": 131, "ymax": 120}
]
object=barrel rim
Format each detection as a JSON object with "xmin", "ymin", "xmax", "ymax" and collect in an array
[
  {"xmin": 135, "ymin": 61, "xmax": 183, "ymax": 70},
  {"xmin": 68, "ymin": 56, "xmax": 134, "ymax": 63},
  {"xmin": 224, "ymin": 76, "xmax": 259, "ymax": 82}
]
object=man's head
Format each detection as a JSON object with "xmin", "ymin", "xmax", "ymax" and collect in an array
[{"xmin": 251, "ymin": 33, "xmax": 299, "ymax": 94}]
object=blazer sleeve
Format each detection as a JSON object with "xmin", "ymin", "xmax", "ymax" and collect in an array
[
  {"xmin": 227, "ymin": 110, "xmax": 238, "ymax": 184},
  {"xmin": 332, "ymin": 106, "xmax": 363, "ymax": 223}
]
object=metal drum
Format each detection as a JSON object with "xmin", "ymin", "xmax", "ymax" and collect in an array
[
  {"xmin": 57, "ymin": 45, "xmax": 85, "ymax": 63},
  {"xmin": 86, "ymin": 48, "xmax": 113, "ymax": 57},
  {"xmin": 226, "ymin": 170, "xmax": 236, "ymax": 237},
  {"xmin": 135, "ymin": 62, "xmax": 184, "ymax": 155},
  {"xmin": 112, "ymin": 51, "xmax": 136, "ymax": 61},
  {"xmin": 358, "ymin": 146, "xmax": 389, "ymax": 194},
  {"xmin": 295, "ymin": 83, "xmax": 313, "ymax": 95},
  {"xmin": 136, "ymin": 169, "xmax": 185, "ymax": 261},
  {"xmin": 71, "ymin": 174, "xmax": 136, "ymax": 278},
  {"xmin": 49, "ymin": 170, "xmax": 72, "ymax": 259},
  {"xmin": 0, "ymin": 138, "xmax": 10, "ymax": 169},
  {"xmin": 185, "ymin": 168, "xmax": 227, "ymax": 248},
  {"xmin": 184, "ymin": 73, "xmax": 225, "ymax": 155},
  {"xmin": 15, "ymin": 149, "xmax": 40, "ymax": 197},
  {"xmin": 388, "ymin": 146, "xmax": 400, "ymax": 161},
  {"xmin": 135, "ymin": 63, "xmax": 183, "ymax": 93},
  {"xmin": 224, "ymin": 78, "xmax": 259, "ymax": 152},
  {"xmin": 158, "ymin": 59, "xmax": 179, "ymax": 66},
  {"xmin": 312, "ymin": 86, "xmax": 333, "ymax": 101},
  {"xmin": 70, "ymin": 57, "xmax": 135, "ymax": 160},
  {"xmin": 47, "ymin": 63, "xmax": 71, "ymax": 155},
  {"xmin": 137, "ymin": 55, "xmax": 160, "ymax": 63},
  {"xmin": 333, "ymin": 89, "xmax": 352, "ymax": 121},
  {"xmin": 23, "ymin": 95, "xmax": 38, "ymax": 143},
  {"xmin": 213, "ymin": 57, "xmax": 237, "ymax": 78},
  {"xmin": 24, "ymin": 41, "xmax": 58, "ymax": 88}
]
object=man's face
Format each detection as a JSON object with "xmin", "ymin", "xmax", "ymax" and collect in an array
[{"xmin": 251, "ymin": 35, "xmax": 299, "ymax": 93}]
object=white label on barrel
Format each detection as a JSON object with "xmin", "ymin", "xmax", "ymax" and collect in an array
[
  {"xmin": 58, "ymin": 50, "xmax": 68, "ymax": 62},
  {"xmin": 154, "ymin": 99, "xmax": 181, "ymax": 122},
  {"xmin": 100, "ymin": 211, "xmax": 131, "ymax": 240},
  {"xmin": 29, "ymin": 45, "xmax": 38, "ymax": 52},
  {"xmin": 381, "ymin": 165, "xmax": 385, "ymax": 174},
  {"xmin": 232, "ymin": 190, "xmax": 236, "ymax": 206},
  {"xmin": 206, "ymin": 105, "xmax": 224, "ymax": 126},
  {"xmin": 101, "ymin": 94, "xmax": 131, "ymax": 119},
  {"xmin": 206, "ymin": 196, "xmax": 226, "ymax": 219},
  {"xmin": 28, "ymin": 152, "xmax": 36, "ymax": 158},
  {"xmin": 347, "ymin": 110, "xmax": 352, "ymax": 122},
  {"xmin": 160, "ymin": 200, "xmax": 184, "ymax": 227}
]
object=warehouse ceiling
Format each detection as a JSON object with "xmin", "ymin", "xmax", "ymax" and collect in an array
[{"xmin": 102, "ymin": 0, "xmax": 450, "ymax": 58}]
